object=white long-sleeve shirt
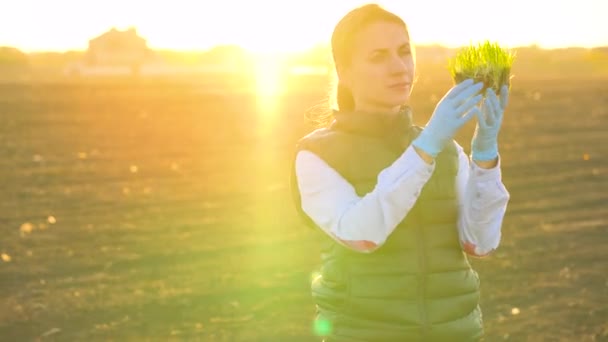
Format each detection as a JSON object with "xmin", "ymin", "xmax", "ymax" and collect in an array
[{"xmin": 294, "ymin": 142, "xmax": 510, "ymax": 257}]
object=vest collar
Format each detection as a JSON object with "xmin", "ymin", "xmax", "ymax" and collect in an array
[{"xmin": 329, "ymin": 105, "xmax": 414, "ymax": 138}]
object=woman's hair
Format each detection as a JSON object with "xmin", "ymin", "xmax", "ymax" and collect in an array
[{"xmin": 306, "ymin": 4, "xmax": 409, "ymax": 128}]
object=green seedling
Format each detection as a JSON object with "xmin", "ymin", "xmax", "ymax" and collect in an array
[{"xmin": 448, "ymin": 41, "xmax": 516, "ymax": 93}]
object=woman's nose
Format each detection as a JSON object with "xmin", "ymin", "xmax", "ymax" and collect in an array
[{"xmin": 389, "ymin": 55, "xmax": 409, "ymax": 74}]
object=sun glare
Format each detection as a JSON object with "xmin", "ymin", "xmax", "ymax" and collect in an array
[
  {"xmin": 252, "ymin": 52, "xmax": 285, "ymax": 137},
  {"xmin": 254, "ymin": 54, "xmax": 284, "ymax": 97}
]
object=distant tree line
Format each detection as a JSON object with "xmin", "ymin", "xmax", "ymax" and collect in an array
[
  {"xmin": 0, "ymin": 47, "xmax": 29, "ymax": 68},
  {"xmin": 0, "ymin": 44, "xmax": 606, "ymax": 79}
]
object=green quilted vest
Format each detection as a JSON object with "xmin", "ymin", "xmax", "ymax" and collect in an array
[{"xmin": 291, "ymin": 107, "xmax": 484, "ymax": 341}]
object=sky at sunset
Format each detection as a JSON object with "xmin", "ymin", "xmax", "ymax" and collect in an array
[{"xmin": 1, "ymin": 0, "xmax": 606, "ymax": 53}]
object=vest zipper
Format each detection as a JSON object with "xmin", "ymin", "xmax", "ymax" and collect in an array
[{"xmin": 417, "ymin": 224, "xmax": 429, "ymax": 339}]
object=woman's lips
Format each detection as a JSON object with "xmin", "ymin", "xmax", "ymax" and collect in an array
[{"xmin": 389, "ymin": 82, "xmax": 411, "ymax": 90}]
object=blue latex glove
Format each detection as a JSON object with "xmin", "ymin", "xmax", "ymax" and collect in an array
[
  {"xmin": 471, "ymin": 85, "xmax": 509, "ymax": 161},
  {"xmin": 412, "ymin": 79, "xmax": 483, "ymax": 158}
]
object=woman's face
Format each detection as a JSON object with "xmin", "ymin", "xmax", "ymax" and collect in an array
[{"xmin": 340, "ymin": 21, "xmax": 415, "ymax": 113}]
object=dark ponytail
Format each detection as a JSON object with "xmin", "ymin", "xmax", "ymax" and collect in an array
[
  {"xmin": 305, "ymin": 77, "xmax": 356, "ymax": 128},
  {"xmin": 336, "ymin": 83, "xmax": 355, "ymax": 112}
]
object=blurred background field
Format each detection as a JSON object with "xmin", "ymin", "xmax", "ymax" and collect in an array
[{"xmin": 1, "ymin": 28, "xmax": 608, "ymax": 341}]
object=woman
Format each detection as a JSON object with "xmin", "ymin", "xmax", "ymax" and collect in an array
[{"xmin": 290, "ymin": 3, "xmax": 510, "ymax": 342}]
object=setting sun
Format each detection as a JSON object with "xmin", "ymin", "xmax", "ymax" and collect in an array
[
  {"xmin": 252, "ymin": 52, "xmax": 285, "ymax": 138},
  {"xmin": 254, "ymin": 54, "xmax": 283, "ymax": 97}
]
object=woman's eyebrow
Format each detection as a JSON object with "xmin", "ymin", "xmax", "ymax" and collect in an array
[{"xmin": 370, "ymin": 43, "xmax": 411, "ymax": 53}]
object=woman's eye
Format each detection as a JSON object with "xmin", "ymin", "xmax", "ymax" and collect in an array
[
  {"xmin": 369, "ymin": 53, "xmax": 386, "ymax": 63},
  {"xmin": 369, "ymin": 50, "xmax": 411, "ymax": 63}
]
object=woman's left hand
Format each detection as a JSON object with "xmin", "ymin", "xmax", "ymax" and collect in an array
[{"xmin": 471, "ymin": 85, "xmax": 509, "ymax": 162}]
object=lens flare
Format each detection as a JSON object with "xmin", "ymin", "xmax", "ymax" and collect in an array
[{"xmin": 313, "ymin": 317, "xmax": 333, "ymax": 337}]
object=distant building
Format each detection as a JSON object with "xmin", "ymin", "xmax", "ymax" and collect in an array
[
  {"xmin": 64, "ymin": 27, "xmax": 159, "ymax": 77},
  {"xmin": 64, "ymin": 27, "xmax": 253, "ymax": 78},
  {"xmin": 85, "ymin": 27, "xmax": 152, "ymax": 66}
]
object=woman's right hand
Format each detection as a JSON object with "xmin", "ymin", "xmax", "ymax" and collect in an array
[{"xmin": 412, "ymin": 79, "xmax": 484, "ymax": 158}]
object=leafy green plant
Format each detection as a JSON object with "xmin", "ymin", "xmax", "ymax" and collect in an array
[{"xmin": 448, "ymin": 41, "xmax": 516, "ymax": 93}]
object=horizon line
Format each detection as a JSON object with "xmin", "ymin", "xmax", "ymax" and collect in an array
[{"xmin": 4, "ymin": 42, "xmax": 608, "ymax": 55}]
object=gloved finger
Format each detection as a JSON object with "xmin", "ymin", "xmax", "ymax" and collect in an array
[
  {"xmin": 460, "ymin": 106, "xmax": 479, "ymax": 126},
  {"xmin": 494, "ymin": 98, "xmax": 505, "ymax": 127},
  {"xmin": 488, "ymin": 89, "xmax": 502, "ymax": 118},
  {"xmin": 484, "ymin": 95, "xmax": 496, "ymax": 127},
  {"xmin": 479, "ymin": 95, "xmax": 490, "ymax": 124},
  {"xmin": 499, "ymin": 85, "xmax": 509, "ymax": 110},
  {"xmin": 452, "ymin": 81, "xmax": 484, "ymax": 105},
  {"xmin": 475, "ymin": 106, "xmax": 489, "ymax": 130},
  {"xmin": 490, "ymin": 90, "xmax": 506, "ymax": 129},
  {"xmin": 455, "ymin": 93, "xmax": 483, "ymax": 117},
  {"xmin": 446, "ymin": 79, "xmax": 475, "ymax": 99}
]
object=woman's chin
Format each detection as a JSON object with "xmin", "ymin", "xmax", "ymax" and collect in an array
[{"xmin": 386, "ymin": 95, "xmax": 410, "ymax": 108}]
